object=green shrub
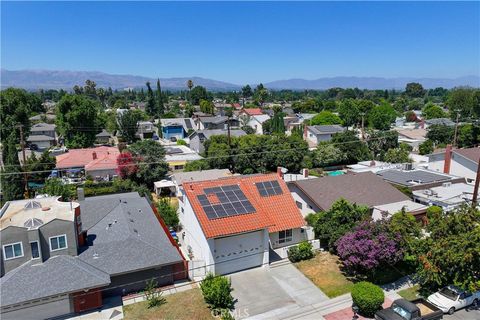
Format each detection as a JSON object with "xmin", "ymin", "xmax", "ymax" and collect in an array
[
  {"xmin": 144, "ymin": 278, "xmax": 166, "ymax": 308},
  {"xmin": 351, "ymin": 281, "xmax": 384, "ymax": 317},
  {"xmin": 177, "ymin": 139, "xmax": 187, "ymax": 146},
  {"xmin": 200, "ymin": 273, "xmax": 234, "ymax": 311},
  {"xmin": 288, "ymin": 241, "xmax": 314, "ymax": 262}
]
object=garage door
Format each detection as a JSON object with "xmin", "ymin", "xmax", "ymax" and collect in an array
[
  {"xmin": 1, "ymin": 294, "xmax": 72, "ymax": 320},
  {"xmin": 214, "ymin": 230, "xmax": 265, "ymax": 275}
]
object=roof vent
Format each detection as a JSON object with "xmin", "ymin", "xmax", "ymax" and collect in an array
[
  {"xmin": 42, "ymin": 207, "xmax": 51, "ymax": 211},
  {"xmin": 24, "ymin": 200, "xmax": 42, "ymax": 210}
]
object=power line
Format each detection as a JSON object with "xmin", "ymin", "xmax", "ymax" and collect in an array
[
  {"xmin": 0, "ymin": 131, "xmax": 403, "ymax": 172},
  {"xmin": 0, "ymin": 137, "xmax": 406, "ymax": 176}
]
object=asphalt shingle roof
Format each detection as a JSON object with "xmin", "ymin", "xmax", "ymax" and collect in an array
[
  {"xmin": 0, "ymin": 255, "xmax": 110, "ymax": 306},
  {"xmin": 197, "ymin": 129, "xmax": 247, "ymax": 139},
  {"xmin": 308, "ymin": 125, "xmax": 345, "ymax": 135},
  {"xmin": 454, "ymin": 147, "xmax": 480, "ymax": 164},
  {"xmin": 78, "ymin": 193, "xmax": 183, "ymax": 275},
  {"xmin": 291, "ymin": 172, "xmax": 409, "ymax": 210}
]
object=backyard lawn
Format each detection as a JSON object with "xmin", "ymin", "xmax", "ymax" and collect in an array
[
  {"xmin": 123, "ymin": 288, "xmax": 214, "ymax": 320},
  {"xmin": 295, "ymin": 251, "xmax": 354, "ymax": 298},
  {"xmin": 398, "ymin": 285, "xmax": 421, "ymax": 301}
]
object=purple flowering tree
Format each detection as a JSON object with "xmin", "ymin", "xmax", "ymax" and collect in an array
[{"xmin": 336, "ymin": 220, "xmax": 403, "ymax": 275}]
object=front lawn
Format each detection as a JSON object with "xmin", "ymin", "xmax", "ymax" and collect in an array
[
  {"xmin": 295, "ymin": 252, "xmax": 354, "ymax": 298},
  {"xmin": 398, "ymin": 285, "xmax": 421, "ymax": 301},
  {"xmin": 123, "ymin": 288, "xmax": 214, "ymax": 320}
]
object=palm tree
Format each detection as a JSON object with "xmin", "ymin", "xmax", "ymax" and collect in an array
[{"xmin": 186, "ymin": 79, "xmax": 194, "ymax": 103}]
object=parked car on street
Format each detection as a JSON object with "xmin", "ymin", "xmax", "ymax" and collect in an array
[
  {"xmin": 375, "ymin": 298, "xmax": 443, "ymax": 320},
  {"xmin": 427, "ymin": 286, "xmax": 480, "ymax": 315}
]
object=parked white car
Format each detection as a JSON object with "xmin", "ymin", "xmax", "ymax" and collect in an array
[{"xmin": 427, "ymin": 285, "xmax": 480, "ymax": 315}]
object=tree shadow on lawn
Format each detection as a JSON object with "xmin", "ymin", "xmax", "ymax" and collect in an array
[{"xmin": 337, "ymin": 261, "xmax": 414, "ymax": 287}]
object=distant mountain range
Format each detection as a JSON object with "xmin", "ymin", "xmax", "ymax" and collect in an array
[{"xmin": 1, "ymin": 69, "xmax": 479, "ymax": 90}]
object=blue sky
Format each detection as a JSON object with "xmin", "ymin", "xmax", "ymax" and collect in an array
[{"xmin": 2, "ymin": 1, "xmax": 479, "ymax": 84}]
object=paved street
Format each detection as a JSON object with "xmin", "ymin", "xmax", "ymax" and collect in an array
[
  {"xmin": 230, "ymin": 262, "xmax": 329, "ymax": 319},
  {"xmin": 444, "ymin": 306, "xmax": 480, "ymax": 320}
]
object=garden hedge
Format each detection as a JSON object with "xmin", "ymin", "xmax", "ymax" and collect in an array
[{"xmin": 351, "ymin": 281, "xmax": 384, "ymax": 317}]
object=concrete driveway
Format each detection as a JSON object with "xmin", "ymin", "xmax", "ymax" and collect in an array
[
  {"xmin": 443, "ymin": 305, "xmax": 480, "ymax": 320},
  {"xmin": 229, "ymin": 262, "xmax": 329, "ymax": 319}
]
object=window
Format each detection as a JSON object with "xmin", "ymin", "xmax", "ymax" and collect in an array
[
  {"xmin": 3, "ymin": 242, "xmax": 24, "ymax": 260},
  {"xmin": 296, "ymin": 201, "xmax": 303, "ymax": 209},
  {"xmin": 30, "ymin": 241, "xmax": 40, "ymax": 259},
  {"xmin": 49, "ymin": 235, "xmax": 67, "ymax": 252},
  {"xmin": 279, "ymin": 229, "xmax": 293, "ymax": 244}
]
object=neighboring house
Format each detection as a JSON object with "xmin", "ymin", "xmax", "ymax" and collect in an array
[
  {"xmin": 377, "ymin": 167, "xmax": 466, "ymax": 190},
  {"xmin": 160, "ymin": 118, "xmax": 195, "ymax": 140},
  {"xmin": 245, "ymin": 114, "xmax": 270, "ymax": 134},
  {"xmin": 128, "ymin": 101, "xmax": 146, "ymax": 111},
  {"xmin": 164, "ymin": 145, "xmax": 203, "ymax": 171},
  {"xmin": 189, "ymin": 129, "xmax": 247, "ymax": 153},
  {"xmin": 154, "ymin": 169, "xmax": 232, "ymax": 197},
  {"xmin": 95, "ymin": 129, "xmax": 112, "ymax": 145},
  {"xmin": 396, "ymin": 128, "xmax": 427, "ymax": 151},
  {"xmin": 288, "ymin": 172, "xmax": 410, "ymax": 217},
  {"xmin": 55, "ymin": 146, "xmax": 120, "ymax": 181},
  {"xmin": 304, "ymin": 125, "xmax": 345, "ymax": 147},
  {"xmin": 412, "ymin": 182, "xmax": 480, "ymax": 212},
  {"xmin": 372, "ymin": 200, "xmax": 428, "ymax": 223},
  {"xmin": 196, "ymin": 116, "xmax": 229, "ymax": 130},
  {"xmin": 136, "ymin": 121, "xmax": 157, "ymax": 140},
  {"xmin": 27, "ymin": 122, "xmax": 57, "ymax": 149},
  {"xmin": 347, "ymin": 160, "xmax": 402, "ymax": 174},
  {"xmin": 428, "ymin": 146, "xmax": 480, "ymax": 182},
  {"xmin": 29, "ymin": 113, "xmax": 56, "ymax": 123},
  {"xmin": 180, "ymin": 173, "xmax": 309, "ymax": 275},
  {"xmin": 240, "ymin": 108, "xmax": 264, "ymax": 117},
  {"xmin": 0, "ymin": 193, "xmax": 186, "ymax": 320}
]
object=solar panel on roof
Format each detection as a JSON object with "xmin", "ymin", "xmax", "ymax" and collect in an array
[
  {"xmin": 256, "ymin": 180, "xmax": 283, "ymax": 197},
  {"xmin": 185, "ymin": 119, "xmax": 193, "ymax": 129},
  {"xmin": 198, "ymin": 184, "xmax": 256, "ymax": 220}
]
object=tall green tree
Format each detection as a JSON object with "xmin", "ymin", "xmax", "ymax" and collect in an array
[
  {"xmin": 447, "ymin": 88, "xmax": 480, "ymax": 120},
  {"xmin": 145, "ymin": 81, "xmax": 157, "ymax": 117},
  {"xmin": 422, "ymin": 102, "xmax": 447, "ymax": 119},
  {"xmin": 1, "ymin": 133, "xmax": 24, "ymax": 203},
  {"xmin": 368, "ymin": 102, "xmax": 396, "ymax": 130},
  {"xmin": 128, "ymin": 140, "xmax": 169, "ymax": 187},
  {"xmin": 241, "ymin": 85, "xmax": 253, "ymax": 106},
  {"xmin": 156, "ymin": 79, "xmax": 165, "ymax": 116},
  {"xmin": 190, "ymin": 86, "xmax": 209, "ymax": 105},
  {"xmin": 338, "ymin": 99, "xmax": 360, "ymax": 127},
  {"xmin": 55, "ymin": 94, "xmax": 103, "ymax": 148},
  {"xmin": 405, "ymin": 82, "xmax": 426, "ymax": 98},
  {"xmin": 271, "ymin": 105, "xmax": 285, "ymax": 134},
  {"xmin": 331, "ymin": 131, "xmax": 371, "ymax": 164},
  {"xmin": 310, "ymin": 110, "xmax": 342, "ymax": 126},
  {"xmin": 117, "ymin": 110, "xmax": 144, "ymax": 144}
]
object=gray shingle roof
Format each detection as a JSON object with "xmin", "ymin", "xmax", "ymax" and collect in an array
[
  {"xmin": 0, "ymin": 255, "xmax": 110, "ymax": 307},
  {"xmin": 78, "ymin": 193, "xmax": 183, "ymax": 276},
  {"xmin": 27, "ymin": 134, "xmax": 55, "ymax": 142},
  {"xmin": 96, "ymin": 129, "xmax": 112, "ymax": 138},
  {"xmin": 30, "ymin": 123, "xmax": 56, "ymax": 132},
  {"xmin": 200, "ymin": 116, "xmax": 228, "ymax": 125},
  {"xmin": 377, "ymin": 169, "xmax": 455, "ymax": 187},
  {"xmin": 291, "ymin": 172, "xmax": 409, "ymax": 210},
  {"xmin": 197, "ymin": 129, "xmax": 247, "ymax": 139},
  {"xmin": 425, "ymin": 118, "xmax": 455, "ymax": 126},
  {"xmin": 308, "ymin": 125, "xmax": 345, "ymax": 135}
]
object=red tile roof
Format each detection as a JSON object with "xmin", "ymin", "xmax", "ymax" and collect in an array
[
  {"xmin": 184, "ymin": 174, "xmax": 305, "ymax": 239},
  {"xmin": 56, "ymin": 146, "xmax": 120, "ymax": 170},
  {"xmin": 241, "ymin": 108, "xmax": 264, "ymax": 116}
]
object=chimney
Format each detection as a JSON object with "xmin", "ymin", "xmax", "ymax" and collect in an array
[
  {"xmin": 302, "ymin": 168, "xmax": 309, "ymax": 178},
  {"xmin": 277, "ymin": 167, "xmax": 283, "ymax": 178},
  {"xmin": 443, "ymin": 144, "xmax": 452, "ymax": 174},
  {"xmin": 77, "ymin": 188, "xmax": 85, "ymax": 201},
  {"xmin": 92, "ymin": 152, "xmax": 97, "ymax": 160}
]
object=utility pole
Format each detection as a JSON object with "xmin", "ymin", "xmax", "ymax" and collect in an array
[
  {"xmin": 471, "ymin": 158, "xmax": 480, "ymax": 208},
  {"xmin": 453, "ymin": 110, "xmax": 461, "ymax": 147},
  {"xmin": 16, "ymin": 124, "xmax": 29, "ymax": 197}
]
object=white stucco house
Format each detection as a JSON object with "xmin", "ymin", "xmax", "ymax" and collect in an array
[
  {"xmin": 179, "ymin": 173, "xmax": 310, "ymax": 275},
  {"xmin": 428, "ymin": 146, "xmax": 480, "ymax": 183}
]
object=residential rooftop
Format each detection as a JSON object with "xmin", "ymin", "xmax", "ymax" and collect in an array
[
  {"xmin": 307, "ymin": 125, "xmax": 345, "ymax": 135},
  {"xmin": 376, "ymin": 168, "xmax": 461, "ymax": 187},
  {"xmin": 55, "ymin": 146, "xmax": 120, "ymax": 169},
  {"xmin": 183, "ymin": 173, "xmax": 305, "ymax": 238},
  {"xmin": 289, "ymin": 171, "xmax": 409, "ymax": 211},
  {"xmin": 171, "ymin": 169, "xmax": 232, "ymax": 186},
  {"xmin": 412, "ymin": 182, "xmax": 479, "ymax": 210},
  {"xmin": 0, "ymin": 197, "xmax": 79, "ymax": 231}
]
